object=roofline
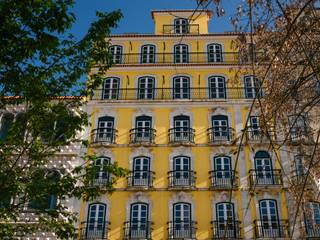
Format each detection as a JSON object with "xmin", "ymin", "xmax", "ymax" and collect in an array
[
  {"xmin": 109, "ymin": 32, "xmax": 246, "ymax": 38},
  {"xmin": 151, "ymin": 9, "xmax": 213, "ymax": 19},
  {"xmin": 2, "ymin": 96, "xmax": 84, "ymax": 100}
]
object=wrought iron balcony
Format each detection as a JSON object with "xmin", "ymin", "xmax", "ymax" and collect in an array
[
  {"xmin": 79, "ymin": 221, "xmax": 109, "ymax": 240},
  {"xmin": 209, "ymin": 170, "xmax": 238, "ymax": 189},
  {"xmin": 211, "ymin": 220, "xmax": 241, "ymax": 239},
  {"xmin": 246, "ymin": 127, "xmax": 275, "ymax": 142},
  {"xmin": 162, "ymin": 24, "xmax": 200, "ymax": 34},
  {"xmin": 129, "ymin": 127, "xmax": 156, "ymax": 144},
  {"xmin": 207, "ymin": 127, "xmax": 235, "ymax": 144},
  {"xmin": 127, "ymin": 171, "xmax": 154, "ymax": 188},
  {"xmin": 123, "ymin": 221, "xmax": 153, "ymax": 240},
  {"xmin": 167, "ymin": 221, "xmax": 197, "ymax": 239},
  {"xmin": 248, "ymin": 169, "xmax": 283, "ymax": 188},
  {"xmin": 253, "ymin": 219, "xmax": 289, "ymax": 238},
  {"xmin": 168, "ymin": 127, "xmax": 195, "ymax": 144},
  {"xmin": 91, "ymin": 128, "xmax": 117, "ymax": 144},
  {"xmin": 305, "ymin": 222, "xmax": 320, "ymax": 239},
  {"xmin": 91, "ymin": 176, "xmax": 111, "ymax": 187},
  {"xmin": 289, "ymin": 126, "xmax": 314, "ymax": 144},
  {"xmin": 168, "ymin": 170, "xmax": 196, "ymax": 188}
]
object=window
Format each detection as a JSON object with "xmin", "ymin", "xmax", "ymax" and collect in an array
[
  {"xmin": 174, "ymin": 44, "xmax": 189, "ymax": 63},
  {"xmin": 311, "ymin": 202, "xmax": 320, "ymax": 224},
  {"xmin": 208, "ymin": 43, "xmax": 223, "ymax": 62},
  {"xmin": 214, "ymin": 156, "xmax": 232, "ymax": 185},
  {"xmin": 96, "ymin": 116, "xmax": 115, "ymax": 143},
  {"xmin": 244, "ymin": 75, "xmax": 262, "ymax": 98},
  {"xmin": 109, "ymin": 45, "xmax": 123, "ymax": 64},
  {"xmin": 305, "ymin": 202, "xmax": 320, "ymax": 237},
  {"xmin": 102, "ymin": 77, "xmax": 120, "ymax": 100},
  {"xmin": 216, "ymin": 202, "xmax": 236, "ymax": 238},
  {"xmin": 137, "ymin": 76, "xmax": 155, "ymax": 99},
  {"xmin": 129, "ymin": 203, "xmax": 149, "ymax": 238},
  {"xmin": 173, "ymin": 115, "xmax": 190, "ymax": 141},
  {"xmin": 0, "ymin": 113, "xmax": 14, "ymax": 141},
  {"xmin": 259, "ymin": 199, "xmax": 280, "ymax": 236},
  {"xmin": 254, "ymin": 151, "xmax": 273, "ymax": 184},
  {"xmin": 173, "ymin": 76, "xmax": 190, "ymax": 99},
  {"xmin": 94, "ymin": 157, "xmax": 111, "ymax": 185},
  {"xmin": 132, "ymin": 156, "xmax": 151, "ymax": 186},
  {"xmin": 211, "ymin": 115, "xmax": 230, "ymax": 141},
  {"xmin": 173, "ymin": 156, "xmax": 191, "ymax": 186},
  {"xmin": 134, "ymin": 115, "xmax": 152, "ymax": 141},
  {"xmin": 250, "ymin": 116, "xmax": 260, "ymax": 133},
  {"xmin": 288, "ymin": 114, "xmax": 308, "ymax": 140},
  {"xmin": 172, "ymin": 202, "xmax": 193, "ymax": 238},
  {"xmin": 86, "ymin": 203, "xmax": 107, "ymax": 238},
  {"xmin": 141, "ymin": 45, "xmax": 155, "ymax": 63},
  {"xmin": 294, "ymin": 155, "xmax": 305, "ymax": 176},
  {"xmin": 174, "ymin": 18, "xmax": 189, "ymax": 34},
  {"xmin": 209, "ymin": 76, "xmax": 226, "ymax": 99},
  {"xmin": 248, "ymin": 43, "xmax": 257, "ymax": 62}
]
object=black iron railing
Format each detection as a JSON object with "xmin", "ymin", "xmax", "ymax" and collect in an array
[
  {"xmin": 129, "ymin": 127, "xmax": 156, "ymax": 144},
  {"xmin": 167, "ymin": 221, "xmax": 197, "ymax": 239},
  {"xmin": 91, "ymin": 128, "xmax": 117, "ymax": 144},
  {"xmin": 168, "ymin": 170, "xmax": 196, "ymax": 188},
  {"xmin": 207, "ymin": 127, "xmax": 235, "ymax": 144},
  {"xmin": 91, "ymin": 87, "xmax": 260, "ymax": 101},
  {"xmin": 79, "ymin": 221, "xmax": 109, "ymax": 240},
  {"xmin": 91, "ymin": 176, "xmax": 111, "ymax": 186},
  {"xmin": 209, "ymin": 170, "xmax": 238, "ymax": 189},
  {"xmin": 305, "ymin": 222, "xmax": 320, "ymax": 238},
  {"xmin": 127, "ymin": 171, "xmax": 154, "ymax": 188},
  {"xmin": 246, "ymin": 127, "xmax": 275, "ymax": 142},
  {"xmin": 212, "ymin": 220, "xmax": 241, "ymax": 239},
  {"xmin": 248, "ymin": 169, "xmax": 283, "ymax": 187},
  {"xmin": 254, "ymin": 219, "xmax": 289, "ymax": 238},
  {"xmin": 123, "ymin": 221, "xmax": 153, "ymax": 240},
  {"xmin": 163, "ymin": 24, "xmax": 200, "ymax": 34},
  {"xmin": 168, "ymin": 127, "xmax": 195, "ymax": 144}
]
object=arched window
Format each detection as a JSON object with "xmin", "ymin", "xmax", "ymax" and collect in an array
[
  {"xmin": 174, "ymin": 18, "xmax": 189, "ymax": 34},
  {"xmin": 174, "ymin": 44, "xmax": 189, "ymax": 63},
  {"xmin": 207, "ymin": 43, "xmax": 223, "ymax": 62},
  {"xmin": 137, "ymin": 76, "xmax": 155, "ymax": 99},
  {"xmin": 109, "ymin": 45, "xmax": 123, "ymax": 64},
  {"xmin": 86, "ymin": 203, "xmax": 107, "ymax": 238},
  {"xmin": 96, "ymin": 116, "xmax": 115, "ymax": 143},
  {"xmin": 215, "ymin": 202, "xmax": 236, "ymax": 238},
  {"xmin": 173, "ymin": 115, "xmax": 190, "ymax": 139},
  {"xmin": 258, "ymin": 199, "xmax": 280, "ymax": 237},
  {"xmin": 213, "ymin": 156, "xmax": 232, "ymax": 182},
  {"xmin": 127, "ymin": 202, "xmax": 150, "ymax": 238},
  {"xmin": 173, "ymin": 76, "xmax": 190, "ymax": 99},
  {"xmin": 254, "ymin": 151, "xmax": 273, "ymax": 184},
  {"xmin": 102, "ymin": 77, "xmax": 120, "ymax": 100},
  {"xmin": 244, "ymin": 75, "xmax": 262, "ymax": 98},
  {"xmin": 0, "ymin": 113, "xmax": 14, "ymax": 141},
  {"xmin": 94, "ymin": 157, "xmax": 111, "ymax": 185},
  {"xmin": 132, "ymin": 156, "xmax": 151, "ymax": 186},
  {"xmin": 133, "ymin": 115, "xmax": 153, "ymax": 142},
  {"xmin": 141, "ymin": 45, "xmax": 155, "ymax": 63},
  {"xmin": 171, "ymin": 202, "xmax": 194, "ymax": 238},
  {"xmin": 173, "ymin": 155, "xmax": 191, "ymax": 186},
  {"xmin": 211, "ymin": 115, "xmax": 230, "ymax": 141},
  {"xmin": 208, "ymin": 76, "xmax": 226, "ymax": 99}
]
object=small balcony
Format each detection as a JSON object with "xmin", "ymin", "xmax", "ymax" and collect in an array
[
  {"xmin": 305, "ymin": 222, "xmax": 320, "ymax": 239},
  {"xmin": 209, "ymin": 170, "xmax": 238, "ymax": 189},
  {"xmin": 253, "ymin": 219, "xmax": 289, "ymax": 239},
  {"xmin": 248, "ymin": 170, "xmax": 283, "ymax": 189},
  {"xmin": 207, "ymin": 127, "xmax": 235, "ymax": 145},
  {"xmin": 123, "ymin": 221, "xmax": 153, "ymax": 240},
  {"xmin": 167, "ymin": 221, "xmax": 197, "ymax": 239},
  {"xmin": 91, "ymin": 176, "xmax": 111, "ymax": 187},
  {"xmin": 162, "ymin": 24, "xmax": 200, "ymax": 34},
  {"xmin": 212, "ymin": 220, "xmax": 242, "ymax": 239},
  {"xmin": 168, "ymin": 127, "xmax": 195, "ymax": 145},
  {"xmin": 246, "ymin": 127, "xmax": 275, "ymax": 143},
  {"xmin": 79, "ymin": 221, "xmax": 109, "ymax": 240},
  {"xmin": 129, "ymin": 127, "xmax": 156, "ymax": 145},
  {"xmin": 127, "ymin": 171, "xmax": 154, "ymax": 188},
  {"xmin": 168, "ymin": 170, "xmax": 196, "ymax": 189},
  {"xmin": 91, "ymin": 128, "xmax": 117, "ymax": 145},
  {"xmin": 289, "ymin": 127, "xmax": 314, "ymax": 145}
]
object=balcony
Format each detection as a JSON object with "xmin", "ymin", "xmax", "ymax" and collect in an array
[
  {"xmin": 248, "ymin": 170, "xmax": 283, "ymax": 189},
  {"xmin": 123, "ymin": 221, "xmax": 152, "ymax": 240},
  {"xmin": 127, "ymin": 171, "xmax": 154, "ymax": 188},
  {"xmin": 168, "ymin": 170, "xmax": 196, "ymax": 189},
  {"xmin": 129, "ymin": 127, "xmax": 156, "ymax": 145},
  {"xmin": 91, "ymin": 128, "xmax": 117, "ymax": 145},
  {"xmin": 253, "ymin": 219, "xmax": 289, "ymax": 239},
  {"xmin": 289, "ymin": 127, "xmax": 314, "ymax": 145},
  {"xmin": 212, "ymin": 220, "xmax": 241, "ymax": 239},
  {"xmin": 167, "ymin": 221, "xmax": 197, "ymax": 239},
  {"xmin": 246, "ymin": 127, "xmax": 275, "ymax": 143},
  {"xmin": 305, "ymin": 222, "xmax": 320, "ymax": 239},
  {"xmin": 168, "ymin": 127, "xmax": 195, "ymax": 145},
  {"xmin": 91, "ymin": 176, "xmax": 111, "ymax": 187},
  {"xmin": 162, "ymin": 24, "xmax": 200, "ymax": 34},
  {"xmin": 207, "ymin": 127, "xmax": 235, "ymax": 145},
  {"xmin": 79, "ymin": 221, "xmax": 109, "ymax": 240},
  {"xmin": 209, "ymin": 170, "xmax": 238, "ymax": 189}
]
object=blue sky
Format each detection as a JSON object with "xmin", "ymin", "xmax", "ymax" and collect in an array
[{"xmin": 71, "ymin": 0, "xmax": 242, "ymax": 38}]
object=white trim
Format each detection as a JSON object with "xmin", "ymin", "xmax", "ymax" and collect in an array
[
  {"xmin": 129, "ymin": 147, "xmax": 153, "ymax": 171},
  {"xmin": 169, "ymin": 192, "xmax": 195, "ymax": 221},
  {"xmin": 208, "ymin": 107, "xmax": 233, "ymax": 129},
  {"xmin": 169, "ymin": 147, "xmax": 194, "ymax": 171},
  {"xmin": 126, "ymin": 192, "xmax": 152, "ymax": 221},
  {"xmin": 211, "ymin": 196, "xmax": 239, "ymax": 221},
  {"xmin": 250, "ymin": 149, "xmax": 276, "ymax": 169},
  {"xmin": 209, "ymin": 151, "xmax": 234, "ymax": 170},
  {"xmin": 94, "ymin": 110, "xmax": 117, "ymax": 129},
  {"xmin": 131, "ymin": 110, "xmax": 155, "ymax": 129},
  {"xmin": 84, "ymin": 197, "xmax": 111, "ymax": 223},
  {"xmin": 169, "ymin": 109, "xmax": 193, "ymax": 128}
]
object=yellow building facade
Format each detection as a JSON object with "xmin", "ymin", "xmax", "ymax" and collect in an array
[{"xmin": 80, "ymin": 10, "xmax": 291, "ymax": 240}]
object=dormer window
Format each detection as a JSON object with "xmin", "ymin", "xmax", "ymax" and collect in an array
[{"xmin": 174, "ymin": 18, "xmax": 189, "ymax": 34}]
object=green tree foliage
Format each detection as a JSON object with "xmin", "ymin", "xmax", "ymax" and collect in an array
[{"xmin": 0, "ymin": 0, "xmax": 127, "ymax": 238}]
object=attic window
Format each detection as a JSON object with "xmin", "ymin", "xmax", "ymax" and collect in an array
[{"xmin": 174, "ymin": 18, "xmax": 189, "ymax": 34}]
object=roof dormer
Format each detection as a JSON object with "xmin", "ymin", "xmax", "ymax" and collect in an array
[{"xmin": 151, "ymin": 10, "xmax": 212, "ymax": 35}]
